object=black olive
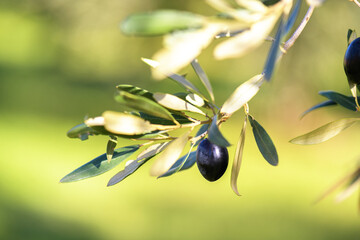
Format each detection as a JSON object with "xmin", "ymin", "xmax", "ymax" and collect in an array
[
  {"xmin": 344, "ymin": 37, "xmax": 360, "ymax": 86},
  {"xmin": 196, "ymin": 138, "xmax": 228, "ymax": 182}
]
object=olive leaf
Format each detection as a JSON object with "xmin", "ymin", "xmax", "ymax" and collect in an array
[
  {"xmin": 347, "ymin": 29, "xmax": 357, "ymax": 46},
  {"xmin": 150, "ymin": 131, "xmax": 190, "ymax": 176},
  {"xmin": 231, "ymin": 116, "xmax": 247, "ymax": 196},
  {"xmin": 284, "ymin": 0, "xmax": 301, "ymax": 35},
  {"xmin": 60, "ymin": 145, "xmax": 140, "ymax": 183},
  {"xmin": 208, "ymin": 115, "xmax": 231, "ymax": 147},
  {"xmin": 300, "ymin": 100, "xmax": 337, "ymax": 119},
  {"xmin": 220, "ymin": 74, "xmax": 264, "ymax": 115},
  {"xmin": 116, "ymin": 84, "xmax": 153, "ymax": 100},
  {"xmin": 349, "ymin": 84, "xmax": 360, "ymax": 111},
  {"xmin": 290, "ymin": 118, "xmax": 360, "ymax": 145},
  {"xmin": 191, "ymin": 59, "xmax": 215, "ymax": 102},
  {"xmin": 153, "ymin": 92, "xmax": 206, "ymax": 115},
  {"xmin": 214, "ymin": 9, "xmax": 282, "ymax": 59},
  {"xmin": 139, "ymin": 112, "xmax": 192, "ymax": 125},
  {"xmin": 99, "ymin": 111, "xmax": 158, "ymax": 135},
  {"xmin": 158, "ymin": 151, "xmax": 197, "ymax": 178},
  {"xmin": 335, "ymin": 171, "xmax": 360, "ymax": 203},
  {"xmin": 150, "ymin": 25, "xmax": 222, "ymax": 79},
  {"xmin": 106, "ymin": 136, "xmax": 117, "ymax": 162},
  {"xmin": 115, "ymin": 90, "xmax": 177, "ymax": 122},
  {"xmin": 141, "ymin": 58, "xmax": 200, "ymax": 93},
  {"xmin": 306, "ymin": 0, "xmax": 325, "ymax": 7},
  {"xmin": 107, "ymin": 142, "xmax": 169, "ymax": 186},
  {"xmin": 263, "ymin": 16, "xmax": 285, "ymax": 81},
  {"xmin": 248, "ymin": 115, "xmax": 278, "ymax": 166},
  {"xmin": 319, "ymin": 90, "xmax": 358, "ymax": 111},
  {"xmin": 185, "ymin": 93, "xmax": 205, "ymax": 107},
  {"xmin": 67, "ymin": 123, "xmax": 100, "ymax": 141},
  {"xmin": 120, "ymin": 10, "xmax": 205, "ymax": 36},
  {"xmin": 195, "ymin": 124, "xmax": 209, "ymax": 145}
]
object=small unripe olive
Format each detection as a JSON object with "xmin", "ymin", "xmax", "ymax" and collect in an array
[
  {"xmin": 344, "ymin": 37, "xmax": 360, "ymax": 86},
  {"xmin": 196, "ymin": 138, "xmax": 228, "ymax": 182}
]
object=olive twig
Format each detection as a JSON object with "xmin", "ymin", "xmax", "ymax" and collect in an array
[{"xmin": 353, "ymin": 0, "xmax": 360, "ymax": 8}]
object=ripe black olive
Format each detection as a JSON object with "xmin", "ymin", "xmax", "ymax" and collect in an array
[
  {"xmin": 196, "ymin": 138, "xmax": 228, "ymax": 182},
  {"xmin": 344, "ymin": 37, "xmax": 360, "ymax": 86}
]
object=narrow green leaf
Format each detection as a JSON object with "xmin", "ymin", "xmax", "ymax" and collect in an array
[
  {"xmin": 335, "ymin": 169, "xmax": 360, "ymax": 203},
  {"xmin": 191, "ymin": 59, "xmax": 215, "ymax": 102},
  {"xmin": 153, "ymin": 92, "xmax": 206, "ymax": 116},
  {"xmin": 121, "ymin": 10, "xmax": 205, "ymax": 36},
  {"xmin": 220, "ymin": 74, "xmax": 264, "ymax": 115},
  {"xmin": 319, "ymin": 90, "xmax": 358, "ymax": 111},
  {"xmin": 208, "ymin": 115, "xmax": 231, "ymax": 147},
  {"xmin": 60, "ymin": 145, "xmax": 140, "ymax": 183},
  {"xmin": 347, "ymin": 29, "xmax": 357, "ymax": 45},
  {"xmin": 231, "ymin": 117, "xmax": 247, "ymax": 196},
  {"xmin": 300, "ymin": 100, "xmax": 337, "ymax": 119},
  {"xmin": 150, "ymin": 131, "xmax": 190, "ymax": 176},
  {"xmin": 290, "ymin": 118, "xmax": 360, "ymax": 145},
  {"xmin": 195, "ymin": 124, "xmax": 209, "ymax": 145},
  {"xmin": 248, "ymin": 115, "xmax": 278, "ymax": 166},
  {"xmin": 115, "ymin": 91, "xmax": 176, "ymax": 122},
  {"xmin": 158, "ymin": 151, "xmax": 197, "ymax": 178},
  {"xmin": 107, "ymin": 142, "xmax": 169, "ymax": 186},
  {"xmin": 106, "ymin": 136, "xmax": 117, "ymax": 162},
  {"xmin": 186, "ymin": 93, "xmax": 205, "ymax": 107},
  {"xmin": 116, "ymin": 84, "xmax": 153, "ymax": 100},
  {"xmin": 67, "ymin": 123, "xmax": 100, "ymax": 140}
]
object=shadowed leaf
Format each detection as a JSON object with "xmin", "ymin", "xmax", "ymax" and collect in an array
[
  {"xmin": 67, "ymin": 123, "xmax": 100, "ymax": 140},
  {"xmin": 347, "ymin": 29, "xmax": 357, "ymax": 45},
  {"xmin": 139, "ymin": 112, "xmax": 192, "ymax": 125},
  {"xmin": 249, "ymin": 115, "xmax": 278, "ymax": 166},
  {"xmin": 336, "ymin": 170, "xmax": 360, "ymax": 203},
  {"xmin": 158, "ymin": 151, "xmax": 197, "ymax": 178},
  {"xmin": 107, "ymin": 142, "xmax": 169, "ymax": 186},
  {"xmin": 191, "ymin": 59, "xmax": 215, "ymax": 102},
  {"xmin": 121, "ymin": 10, "xmax": 205, "ymax": 36},
  {"xmin": 150, "ymin": 131, "xmax": 190, "ymax": 176},
  {"xmin": 284, "ymin": 0, "xmax": 301, "ymax": 35},
  {"xmin": 115, "ymin": 85, "xmax": 153, "ymax": 100},
  {"xmin": 60, "ymin": 145, "xmax": 140, "ymax": 183},
  {"xmin": 208, "ymin": 115, "xmax": 231, "ymax": 147},
  {"xmin": 290, "ymin": 118, "xmax": 360, "ymax": 145},
  {"xmin": 319, "ymin": 90, "xmax": 358, "ymax": 111},
  {"xmin": 221, "ymin": 74, "xmax": 264, "ymax": 115},
  {"xmin": 231, "ymin": 116, "xmax": 247, "ymax": 196},
  {"xmin": 300, "ymin": 100, "xmax": 337, "ymax": 118}
]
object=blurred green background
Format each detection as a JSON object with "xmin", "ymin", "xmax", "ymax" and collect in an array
[{"xmin": 0, "ymin": 1, "xmax": 359, "ymax": 239}]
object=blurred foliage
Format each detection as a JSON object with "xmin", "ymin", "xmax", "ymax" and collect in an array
[{"xmin": 0, "ymin": 0, "xmax": 360, "ymax": 239}]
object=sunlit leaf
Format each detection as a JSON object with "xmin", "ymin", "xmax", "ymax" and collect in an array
[
  {"xmin": 67, "ymin": 123, "xmax": 100, "ymax": 140},
  {"xmin": 60, "ymin": 145, "xmax": 140, "ymax": 183},
  {"xmin": 151, "ymin": 25, "xmax": 222, "ymax": 79},
  {"xmin": 107, "ymin": 142, "xmax": 169, "ymax": 186},
  {"xmin": 153, "ymin": 92, "xmax": 206, "ymax": 115},
  {"xmin": 115, "ymin": 91, "xmax": 176, "ymax": 122},
  {"xmin": 150, "ymin": 131, "xmax": 190, "ymax": 176},
  {"xmin": 186, "ymin": 93, "xmax": 206, "ymax": 107},
  {"xmin": 347, "ymin": 29, "xmax": 357, "ymax": 46},
  {"xmin": 191, "ymin": 59, "xmax": 215, "ymax": 102},
  {"xmin": 248, "ymin": 115, "xmax": 278, "ymax": 166},
  {"xmin": 290, "ymin": 118, "xmax": 360, "ymax": 145},
  {"xmin": 208, "ymin": 115, "xmax": 231, "ymax": 147},
  {"xmin": 106, "ymin": 136, "xmax": 117, "ymax": 162},
  {"xmin": 121, "ymin": 10, "xmax": 205, "ymax": 36},
  {"xmin": 306, "ymin": 0, "xmax": 325, "ymax": 7},
  {"xmin": 101, "ymin": 111, "xmax": 157, "ymax": 135},
  {"xmin": 158, "ymin": 151, "xmax": 197, "ymax": 178},
  {"xmin": 235, "ymin": 0, "xmax": 268, "ymax": 12},
  {"xmin": 231, "ymin": 116, "xmax": 247, "ymax": 196},
  {"xmin": 349, "ymin": 84, "xmax": 360, "ymax": 111},
  {"xmin": 319, "ymin": 90, "xmax": 358, "ymax": 111},
  {"xmin": 220, "ymin": 74, "xmax": 264, "ymax": 115},
  {"xmin": 214, "ymin": 11, "xmax": 280, "ymax": 59},
  {"xmin": 300, "ymin": 100, "xmax": 337, "ymax": 119}
]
